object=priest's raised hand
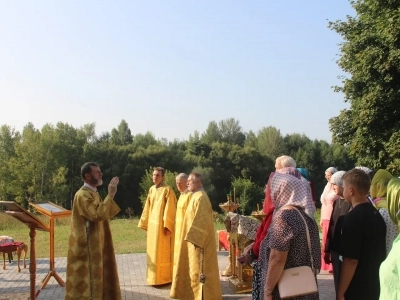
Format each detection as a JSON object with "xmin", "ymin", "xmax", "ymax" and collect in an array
[{"xmin": 108, "ymin": 177, "xmax": 119, "ymax": 198}]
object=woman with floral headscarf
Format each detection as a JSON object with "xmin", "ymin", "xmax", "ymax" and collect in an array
[
  {"xmin": 370, "ymin": 169, "xmax": 398, "ymax": 255},
  {"xmin": 259, "ymin": 172, "xmax": 321, "ymax": 300},
  {"xmin": 249, "ymin": 167, "xmax": 312, "ymax": 299},
  {"xmin": 379, "ymin": 178, "xmax": 400, "ymax": 300}
]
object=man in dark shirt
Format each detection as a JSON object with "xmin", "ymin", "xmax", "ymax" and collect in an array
[{"xmin": 337, "ymin": 169, "xmax": 386, "ymax": 300}]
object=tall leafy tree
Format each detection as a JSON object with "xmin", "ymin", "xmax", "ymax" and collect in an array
[
  {"xmin": 284, "ymin": 133, "xmax": 311, "ymax": 158},
  {"xmin": 53, "ymin": 122, "xmax": 87, "ymax": 206},
  {"xmin": 328, "ymin": 0, "xmax": 400, "ymax": 170},
  {"xmin": 201, "ymin": 121, "xmax": 222, "ymax": 144},
  {"xmin": 187, "ymin": 131, "xmax": 211, "ymax": 157},
  {"xmin": 80, "ymin": 123, "xmax": 96, "ymax": 143},
  {"xmin": 257, "ymin": 126, "xmax": 287, "ymax": 159},
  {"xmin": 218, "ymin": 118, "xmax": 246, "ymax": 146},
  {"xmin": 0, "ymin": 125, "xmax": 19, "ymax": 199},
  {"xmin": 111, "ymin": 119, "xmax": 133, "ymax": 145},
  {"xmin": 244, "ymin": 130, "xmax": 258, "ymax": 148},
  {"xmin": 9, "ymin": 123, "xmax": 61, "ymax": 206},
  {"xmin": 132, "ymin": 132, "xmax": 160, "ymax": 149},
  {"xmin": 386, "ymin": 131, "xmax": 400, "ymax": 174}
]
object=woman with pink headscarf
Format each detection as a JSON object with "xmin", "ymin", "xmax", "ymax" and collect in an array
[
  {"xmin": 320, "ymin": 167, "xmax": 339, "ymax": 272},
  {"xmin": 245, "ymin": 167, "xmax": 315, "ymax": 299},
  {"xmin": 259, "ymin": 172, "xmax": 321, "ymax": 299}
]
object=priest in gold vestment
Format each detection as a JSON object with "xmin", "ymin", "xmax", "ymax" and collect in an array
[
  {"xmin": 170, "ymin": 173, "xmax": 192, "ymax": 298},
  {"xmin": 171, "ymin": 171, "xmax": 222, "ymax": 300},
  {"xmin": 65, "ymin": 162, "xmax": 121, "ymax": 300},
  {"xmin": 138, "ymin": 167, "xmax": 177, "ymax": 285}
]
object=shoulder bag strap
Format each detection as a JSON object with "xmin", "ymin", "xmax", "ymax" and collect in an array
[{"xmin": 282, "ymin": 206, "xmax": 315, "ymax": 272}]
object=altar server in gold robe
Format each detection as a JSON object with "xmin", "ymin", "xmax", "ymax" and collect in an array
[
  {"xmin": 65, "ymin": 162, "xmax": 121, "ymax": 300},
  {"xmin": 138, "ymin": 167, "xmax": 177, "ymax": 285},
  {"xmin": 171, "ymin": 171, "xmax": 222, "ymax": 300}
]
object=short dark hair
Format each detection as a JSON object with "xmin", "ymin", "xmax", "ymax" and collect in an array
[
  {"xmin": 153, "ymin": 167, "xmax": 165, "ymax": 176},
  {"xmin": 342, "ymin": 168, "xmax": 371, "ymax": 195},
  {"xmin": 189, "ymin": 171, "xmax": 203, "ymax": 184},
  {"xmin": 81, "ymin": 162, "xmax": 99, "ymax": 179}
]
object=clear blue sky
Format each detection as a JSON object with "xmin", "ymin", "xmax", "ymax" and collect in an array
[{"xmin": 0, "ymin": 1, "xmax": 354, "ymax": 142}]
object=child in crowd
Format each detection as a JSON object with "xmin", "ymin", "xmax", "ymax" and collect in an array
[{"xmin": 337, "ymin": 169, "xmax": 386, "ymax": 300}]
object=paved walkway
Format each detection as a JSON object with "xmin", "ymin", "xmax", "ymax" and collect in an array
[{"xmin": 0, "ymin": 252, "xmax": 334, "ymax": 299}]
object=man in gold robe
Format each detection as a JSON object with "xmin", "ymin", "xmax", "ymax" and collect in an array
[
  {"xmin": 170, "ymin": 173, "xmax": 192, "ymax": 298},
  {"xmin": 65, "ymin": 162, "xmax": 121, "ymax": 300},
  {"xmin": 171, "ymin": 171, "xmax": 222, "ymax": 300},
  {"xmin": 138, "ymin": 167, "xmax": 177, "ymax": 285}
]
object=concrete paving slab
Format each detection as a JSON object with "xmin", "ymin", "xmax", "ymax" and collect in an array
[{"xmin": 0, "ymin": 251, "xmax": 334, "ymax": 299}]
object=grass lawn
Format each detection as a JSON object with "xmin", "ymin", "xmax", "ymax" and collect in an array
[
  {"xmin": 0, "ymin": 213, "xmax": 226, "ymax": 259},
  {"xmin": 0, "ymin": 209, "xmax": 319, "ymax": 259}
]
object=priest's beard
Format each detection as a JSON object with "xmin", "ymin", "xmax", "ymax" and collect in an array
[{"xmin": 89, "ymin": 176, "xmax": 103, "ymax": 187}]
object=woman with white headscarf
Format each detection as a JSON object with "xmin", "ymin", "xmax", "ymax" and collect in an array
[
  {"xmin": 320, "ymin": 167, "xmax": 339, "ymax": 272},
  {"xmin": 259, "ymin": 172, "xmax": 321, "ymax": 300}
]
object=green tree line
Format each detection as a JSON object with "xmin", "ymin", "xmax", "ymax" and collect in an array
[{"xmin": 0, "ymin": 118, "xmax": 355, "ymax": 216}]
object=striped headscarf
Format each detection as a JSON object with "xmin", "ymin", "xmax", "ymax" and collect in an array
[
  {"xmin": 387, "ymin": 178, "xmax": 400, "ymax": 224},
  {"xmin": 255, "ymin": 169, "xmax": 314, "ymax": 257},
  {"xmin": 270, "ymin": 172, "xmax": 314, "ymax": 214},
  {"xmin": 263, "ymin": 167, "xmax": 302, "ymax": 213}
]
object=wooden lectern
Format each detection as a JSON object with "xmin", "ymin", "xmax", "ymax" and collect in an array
[
  {"xmin": 0, "ymin": 201, "xmax": 50, "ymax": 300},
  {"xmin": 29, "ymin": 202, "xmax": 71, "ymax": 289}
]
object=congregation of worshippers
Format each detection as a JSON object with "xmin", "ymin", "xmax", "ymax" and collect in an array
[{"xmin": 65, "ymin": 157, "xmax": 400, "ymax": 300}]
